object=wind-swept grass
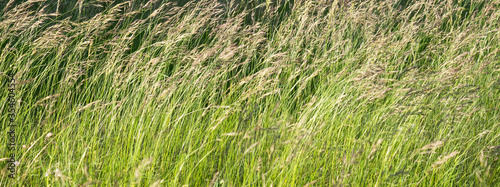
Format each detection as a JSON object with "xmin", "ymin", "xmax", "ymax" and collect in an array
[{"xmin": 1, "ymin": 0, "xmax": 499, "ymax": 186}]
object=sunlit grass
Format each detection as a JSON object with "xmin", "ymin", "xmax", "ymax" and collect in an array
[{"xmin": 1, "ymin": 0, "xmax": 499, "ymax": 186}]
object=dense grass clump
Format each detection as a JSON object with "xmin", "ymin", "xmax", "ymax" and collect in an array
[{"xmin": 1, "ymin": 0, "xmax": 499, "ymax": 186}]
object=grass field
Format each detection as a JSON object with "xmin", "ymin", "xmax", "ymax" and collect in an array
[{"xmin": 1, "ymin": 0, "xmax": 499, "ymax": 186}]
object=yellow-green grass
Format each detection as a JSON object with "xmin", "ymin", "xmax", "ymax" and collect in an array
[{"xmin": 1, "ymin": 0, "xmax": 499, "ymax": 186}]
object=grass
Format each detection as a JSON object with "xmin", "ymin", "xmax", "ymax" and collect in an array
[{"xmin": 1, "ymin": 0, "xmax": 499, "ymax": 186}]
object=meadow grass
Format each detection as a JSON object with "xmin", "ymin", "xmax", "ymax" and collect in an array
[{"xmin": 1, "ymin": 0, "xmax": 499, "ymax": 186}]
